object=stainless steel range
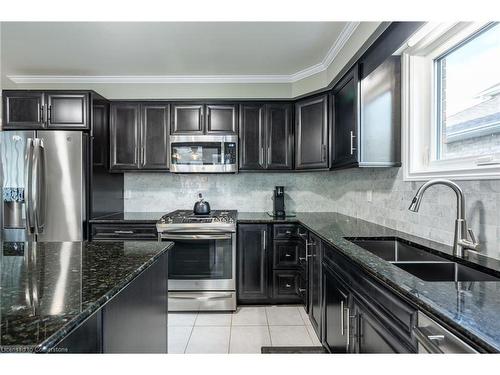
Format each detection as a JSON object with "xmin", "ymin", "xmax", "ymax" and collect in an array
[{"xmin": 157, "ymin": 210, "xmax": 237, "ymax": 312}]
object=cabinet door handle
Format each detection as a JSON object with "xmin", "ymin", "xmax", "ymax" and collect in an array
[
  {"xmin": 48, "ymin": 105, "xmax": 52, "ymax": 123},
  {"xmin": 267, "ymin": 146, "xmax": 271, "ymax": 164},
  {"xmin": 285, "ymin": 283, "xmax": 291, "ymax": 288},
  {"xmin": 340, "ymin": 300, "xmax": 345, "ymax": 336},
  {"xmin": 259, "ymin": 147, "xmax": 264, "ymax": 165},
  {"xmin": 285, "ymin": 230, "xmax": 292, "ymax": 235},
  {"xmin": 142, "ymin": 146, "xmax": 146, "ymax": 165},
  {"xmin": 346, "ymin": 307, "xmax": 350, "ymax": 347},
  {"xmin": 40, "ymin": 105, "xmax": 45, "ymax": 124},
  {"xmin": 305, "ymin": 241, "xmax": 312, "ymax": 258},
  {"xmin": 321, "ymin": 144, "xmax": 327, "ymax": 162},
  {"xmin": 262, "ymin": 230, "xmax": 266, "ymax": 251},
  {"xmin": 285, "ymin": 253, "xmax": 292, "ymax": 257},
  {"xmin": 350, "ymin": 131, "xmax": 356, "ymax": 155}
]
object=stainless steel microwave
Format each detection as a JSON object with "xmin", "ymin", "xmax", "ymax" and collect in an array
[{"xmin": 169, "ymin": 134, "xmax": 238, "ymax": 173}]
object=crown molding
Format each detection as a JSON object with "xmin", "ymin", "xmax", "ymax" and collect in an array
[{"xmin": 7, "ymin": 22, "xmax": 360, "ymax": 85}]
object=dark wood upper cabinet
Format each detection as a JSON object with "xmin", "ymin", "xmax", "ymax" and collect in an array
[
  {"xmin": 239, "ymin": 104, "xmax": 266, "ymax": 170},
  {"xmin": 295, "ymin": 95, "xmax": 328, "ymax": 170},
  {"xmin": 2, "ymin": 90, "xmax": 89, "ymax": 130},
  {"xmin": 331, "ymin": 67, "xmax": 359, "ymax": 168},
  {"xmin": 237, "ymin": 224, "xmax": 270, "ymax": 303},
  {"xmin": 46, "ymin": 92, "xmax": 88, "ymax": 129},
  {"xmin": 206, "ymin": 104, "xmax": 237, "ymax": 134},
  {"xmin": 266, "ymin": 103, "xmax": 293, "ymax": 169},
  {"xmin": 92, "ymin": 102, "xmax": 109, "ymax": 168},
  {"xmin": 171, "ymin": 104, "xmax": 204, "ymax": 134},
  {"xmin": 239, "ymin": 103, "xmax": 292, "ymax": 171},
  {"xmin": 141, "ymin": 104, "xmax": 170, "ymax": 170},
  {"xmin": 2, "ymin": 91, "xmax": 46, "ymax": 129},
  {"xmin": 110, "ymin": 103, "xmax": 140, "ymax": 170}
]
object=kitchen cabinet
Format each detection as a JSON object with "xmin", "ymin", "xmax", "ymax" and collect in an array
[
  {"xmin": 237, "ymin": 224, "xmax": 270, "ymax": 303},
  {"xmin": 239, "ymin": 103, "xmax": 292, "ymax": 170},
  {"xmin": 331, "ymin": 58, "xmax": 401, "ymax": 169},
  {"xmin": 331, "ymin": 66, "xmax": 359, "ymax": 168},
  {"xmin": 46, "ymin": 92, "xmax": 88, "ymax": 129},
  {"xmin": 308, "ymin": 232, "xmax": 323, "ymax": 336},
  {"xmin": 92, "ymin": 102, "xmax": 109, "ymax": 168},
  {"xmin": 90, "ymin": 223, "xmax": 158, "ymax": 241},
  {"xmin": 110, "ymin": 102, "xmax": 169, "ymax": 171},
  {"xmin": 237, "ymin": 223, "xmax": 305, "ymax": 304},
  {"xmin": 206, "ymin": 104, "xmax": 238, "ymax": 134},
  {"xmin": 322, "ymin": 263, "xmax": 350, "ymax": 353},
  {"xmin": 2, "ymin": 90, "xmax": 89, "ymax": 130},
  {"xmin": 239, "ymin": 104, "xmax": 266, "ymax": 170},
  {"xmin": 322, "ymin": 242, "xmax": 417, "ymax": 353},
  {"xmin": 350, "ymin": 296, "xmax": 411, "ymax": 353},
  {"xmin": 171, "ymin": 103, "xmax": 204, "ymax": 134},
  {"xmin": 141, "ymin": 103, "xmax": 170, "ymax": 169},
  {"xmin": 295, "ymin": 95, "xmax": 328, "ymax": 170},
  {"xmin": 171, "ymin": 103, "xmax": 237, "ymax": 135},
  {"xmin": 110, "ymin": 103, "xmax": 141, "ymax": 170}
]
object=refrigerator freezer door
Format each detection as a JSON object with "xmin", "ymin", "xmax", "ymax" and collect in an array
[{"xmin": 35, "ymin": 131, "xmax": 85, "ymax": 241}]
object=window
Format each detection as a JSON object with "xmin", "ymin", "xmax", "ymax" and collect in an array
[{"xmin": 403, "ymin": 22, "xmax": 500, "ymax": 180}]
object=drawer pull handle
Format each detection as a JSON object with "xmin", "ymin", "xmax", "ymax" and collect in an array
[
  {"xmin": 285, "ymin": 254, "xmax": 292, "ymax": 257},
  {"xmin": 298, "ymin": 288, "xmax": 306, "ymax": 293},
  {"xmin": 285, "ymin": 230, "xmax": 291, "ymax": 234},
  {"xmin": 114, "ymin": 230, "xmax": 134, "ymax": 234},
  {"xmin": 285, "ymin": 284, "xmax": 291, "ymax": 288}
]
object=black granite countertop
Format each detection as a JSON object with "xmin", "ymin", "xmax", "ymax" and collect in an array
[
  {"xmin": 90, "ymin": 212, "xmax": 165, "ymax": 223},
  {"xmin": 0, "ymin": 240, "xmax": 172, "ymax": 353},
  {"xmin": 238, "ymin": 212, "xmax": 500, "ymax": 352}
]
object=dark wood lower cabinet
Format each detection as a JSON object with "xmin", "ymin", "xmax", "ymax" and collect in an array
[
  {"xmin": 308, "ymin": 233, "xmax": 322, "ymax": 336},
  {"xmin": 350, "ymin": 297, "xmax": 412, "ymax": 353},
  {"xmin": 237, "ymin": 224, "xmax": 270, "ymax": 303},
  {"xmin": 323, "ymin": 264, "xmax": 349, "ymax": 353},
  {"xmin": 54, "ymin": 252, "xmax": 168, "ymax": 353}
]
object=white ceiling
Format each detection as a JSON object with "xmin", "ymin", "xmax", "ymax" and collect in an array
[{"xmin": 1, "ymin": 22, "xmax": 357, "ymax": 83}]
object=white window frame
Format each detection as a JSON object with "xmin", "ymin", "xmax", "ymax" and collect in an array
[{"xmin": 402, "ymin": 22, "xmax": 500, "ymax": 181}]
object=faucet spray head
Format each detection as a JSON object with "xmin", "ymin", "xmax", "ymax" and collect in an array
[{"xmin": 408, "ymin": 195, "xmax": 421, "ymax": 212}]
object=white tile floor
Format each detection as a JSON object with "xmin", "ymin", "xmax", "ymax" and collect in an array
[{"xmin": 168, "ymin": 305, "xmax": 321, "ymax": 354}]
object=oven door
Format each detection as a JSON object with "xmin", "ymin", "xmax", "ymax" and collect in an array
[
  {"xmin": 163, "ymin": 232, "xmax": 236, "ymax": 290},
  {"xmin": 169, "ymin": 135, "xmax": 237, "ymax": 173}
]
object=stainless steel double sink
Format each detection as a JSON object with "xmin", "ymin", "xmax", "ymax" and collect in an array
[{"xmin": 348, "ymin": 238, "xmax": 500, "ymax": 282}]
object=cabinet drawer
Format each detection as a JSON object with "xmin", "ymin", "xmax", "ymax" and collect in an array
[
  {"xmin": 273, "ymin": 240, "xmax": 304, "ymax": 269},
  {"xmin": 272, "ymin": 270, "xmax": 302, "ymax": 302},
  {"xmin": 91, "ymin": 224, "xmax": 158, "ymax": 241},
  {"xmin": 273, "ymin": 224, "xmax": 300, "ymax": 239}
]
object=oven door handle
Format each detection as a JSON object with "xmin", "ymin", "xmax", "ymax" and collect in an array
[
  {"xmin": 161, "ymin": 233, "xmax": 232, "ymax": 240},
  {"xmin": 169, "ymin": 293, "xmax": 233, "ymax": 300}
]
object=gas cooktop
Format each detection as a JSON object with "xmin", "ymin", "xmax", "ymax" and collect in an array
[{"xmin": 156, "ymin": 210, "xmax": 237, "ymax": 232}]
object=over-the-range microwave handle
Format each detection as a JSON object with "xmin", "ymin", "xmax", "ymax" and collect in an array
[{"xmin": 161, "ymin": 233, "xmax": 232, "ymax": 241}]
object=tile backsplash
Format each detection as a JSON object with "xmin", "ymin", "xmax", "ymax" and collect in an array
[{"xmin": 125, "ymin": 168, "xmax": 500, "ymax": 260}]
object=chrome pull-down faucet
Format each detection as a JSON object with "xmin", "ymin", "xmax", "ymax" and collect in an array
[{"xmin": 408, "ymin": 179, "xmax": 480, "ymax": 258}]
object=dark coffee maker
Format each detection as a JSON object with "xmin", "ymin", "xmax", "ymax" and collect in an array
[{"xmin": 273, "ymin": 186, "xmax": 285, "ymax": 217}]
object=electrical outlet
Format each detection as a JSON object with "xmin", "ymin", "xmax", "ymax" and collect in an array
[{"xmin": 366, "ymin": 190, "xmax": 373, "ymax": 202}]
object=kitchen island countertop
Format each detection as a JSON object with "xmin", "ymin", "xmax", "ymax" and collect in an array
[{"xmin": 0, "ymin": 240, "xmax": 172, "ymax": 352}]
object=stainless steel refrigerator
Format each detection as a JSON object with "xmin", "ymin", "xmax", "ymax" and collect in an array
[{"xmin": 1, "ymin": 130, "xmax": 87, "ymax": 242}]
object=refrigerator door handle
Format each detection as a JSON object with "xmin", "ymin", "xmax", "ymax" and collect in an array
[
  {"xmin": 32, "ymin": 138, "xmax": 46, "ymax": 234},
  {"xmin": 24, "ymin": 139, "xmax": 35, "ymax": 234}
]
